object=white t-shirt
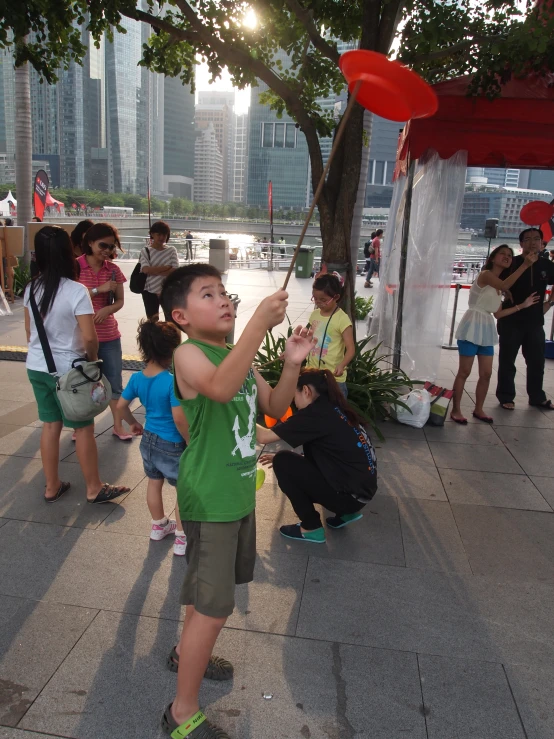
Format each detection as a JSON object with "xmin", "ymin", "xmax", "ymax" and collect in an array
[{"xmin": 24, "ymin": 279, "xmax": 94, "ymax": 374}]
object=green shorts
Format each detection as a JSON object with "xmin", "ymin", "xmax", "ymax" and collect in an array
[
  {"xmin": 180, "ymin": 511, "xmax": 256, "ymax": 619},
  {"xmin": 27, "ymin": 369, "xmax": 93, "ymax": 429}
]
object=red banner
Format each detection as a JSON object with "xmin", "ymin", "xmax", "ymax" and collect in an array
[
  {"xmin": 33, "ymin": 169, "xmax": 49, "ymax": 221},
  {"xmin": 268, "ymin": 180, "xmax": 274, "ymax": 243}
]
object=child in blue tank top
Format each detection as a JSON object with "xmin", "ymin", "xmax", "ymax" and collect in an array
[{"xmin": 116, "ymin": 319, "xmax": 189, "ymax": 556}]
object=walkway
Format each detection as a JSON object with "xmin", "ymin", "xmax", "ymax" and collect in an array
[{"xmin": 0, "ymin": 270, "xmax": 553, "ymax": 738}]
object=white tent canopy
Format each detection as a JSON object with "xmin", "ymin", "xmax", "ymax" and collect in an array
[{"xmin": 0, "ymin": 191, "xmax": 16, "ymax": 217}]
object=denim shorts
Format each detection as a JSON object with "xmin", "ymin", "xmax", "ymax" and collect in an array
[
  {"xmin": 98, "ymin": 338, "xmax": 123, "ymax": 398},
  {"xmin": 457, "ymin": 339, "xmax": 494, "ymax": 357},
  {"xmin": 139, "ymin": 429, "xmax": 186, "ymax": 486}
]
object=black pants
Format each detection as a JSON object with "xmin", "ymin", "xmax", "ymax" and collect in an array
[
  {"xmin": 272, "ymin": 451, "xmax": 364, "ymax": 530},
  {"xmin": 142, "ymin": 290, "xmax": 161, "ymax": 318},
  {"xmin": 185, "ymin": 241, "xmax": 193, "ymax": 260},
  {"xmin": 496, "ymin": 323, "xmax": 546, "ymax": 405}
]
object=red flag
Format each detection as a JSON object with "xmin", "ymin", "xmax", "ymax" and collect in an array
[
  {"xmin": 268, "ymin": 180, "xmax": 274, "ymax": 244},
  {"xmin": 33, "ymin": 169, "xmax": 49, "ymax": 221}
]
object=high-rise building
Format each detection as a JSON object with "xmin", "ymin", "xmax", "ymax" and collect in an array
[
  {"xmin": 194, "ymin": 122, "xmax": 223, "ymax": 203},
  {"xmin": 163, "ymin": 76, "xmax": 195, "ymax": 198},
  {"xmin": 231, "ymin": 112, "xmax": 249, "ymax": 203},
  {"xmin": 461, "ymin": 185, "xmax": 552, "ymax": 236},
  {"xmin": 364, "ymin": 116, "xmax": 404, "ymax": 208},
  {"xmin": 484, "ymin": 167, "xmax": 520, "ymax": 188},
  {"xmin": 195, "ymin": 91, "xmax": 234, "ymax": 201}
]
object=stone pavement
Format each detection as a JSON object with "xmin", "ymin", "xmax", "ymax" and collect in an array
[{"xmin": 1, "ymin": 272, "xmax": 554, "ymax": 738}]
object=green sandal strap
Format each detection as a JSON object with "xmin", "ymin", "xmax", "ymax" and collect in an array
[{"xmin": 171, "ymin": 711, "xmax": 207, "ymax": 739}]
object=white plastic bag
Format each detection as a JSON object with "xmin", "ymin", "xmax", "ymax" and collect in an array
[{"xmin": 393, "ymin": 388, "xmax": 431, "ymax": 429}]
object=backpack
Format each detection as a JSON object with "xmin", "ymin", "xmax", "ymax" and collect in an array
[
  {"xmin": 363, "ymin": 241, "xmax": 374, "ymax": 258},
  {"xmin": 129, "ymin": 247, "xmax": 150, "ymax": 294}
]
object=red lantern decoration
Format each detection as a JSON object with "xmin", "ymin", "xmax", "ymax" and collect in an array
[{"xmin": 520, "ymin": 201, "xmax": 554, "ymax": 226}]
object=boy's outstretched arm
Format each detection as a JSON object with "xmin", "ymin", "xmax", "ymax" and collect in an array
[
  {"xmin": 174, "ymin": 289, "xmax": 288, "ymax": 404},
  {"xmin": 255, "ymin": 326, "xmax": 316, "ymax": 419}
]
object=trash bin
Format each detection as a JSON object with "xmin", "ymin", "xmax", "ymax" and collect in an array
[
  {"xmin": 209, "ymin": 238, "xmax": 229, "ymax": 274},
  {"xmin": 294, "ymin": 247, "xmax": 315, "ymax": 279},
  {"xmin": 225, "ymin": 293, "xmax": 241, "ymax": 344}
]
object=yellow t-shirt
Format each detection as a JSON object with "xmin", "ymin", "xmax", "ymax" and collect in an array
[{"xmin": 306, "ymin": 307, "xmax": 352, "ymax": 383}]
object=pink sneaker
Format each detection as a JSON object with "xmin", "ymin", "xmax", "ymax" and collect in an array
[
  {"xmin": 150, "ymin": 519, "xmax": 177, "ymax": 541},
  {"xmin": 173, "ymin": 534, "xmax": 187, "ymax": 557}
]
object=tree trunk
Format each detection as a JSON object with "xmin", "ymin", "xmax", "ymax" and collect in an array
[{"xmin": 15, "ymin": 58, "xmax": 32, "ymax": 266}]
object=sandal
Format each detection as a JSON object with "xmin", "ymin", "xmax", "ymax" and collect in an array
[
  {"xmin": 112, "ymin": 431, "xmax": 134, "ymax": 441},
  {"xmin": 500, "ymin": 403, "xmax": 515, "ymax": 410},
  {"xmin": 161, "ymin": 705, "xmax": 230, "ymax": 739},
  {"xmin": 472, "ymin": 412, "xmax": 494, "ymax": 424},
  {"xmin": 530, "ymin": 399, "xmax": 554, "ymax": 411},
  {"xmin": 167, "ymin": 647, "xmax": 234, "ymax": 681},
  {"xmin": 450, "ymin": 413, "xmax": 468, "ymax": 425},
  {"xmin": 87, "ymin": 483, "xmax": 130, "ymax": 504},
  {"xmin": 44, "ymin": 481, "xmax": 71, "ymax": 503}
]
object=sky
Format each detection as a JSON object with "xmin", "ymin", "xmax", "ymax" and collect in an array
[{"xmin": 195, "ymin": 61, "xmax": 251, "ymax": 115}]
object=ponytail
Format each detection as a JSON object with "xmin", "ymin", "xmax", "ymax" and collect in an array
[{"xmin": 297, "ymin": 369, "xmax": 364, "ymax": 427}]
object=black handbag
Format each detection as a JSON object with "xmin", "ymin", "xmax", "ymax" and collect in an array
[{"xmin": 130, "ymin": 247, "xmax": 150, "ymax": 294}]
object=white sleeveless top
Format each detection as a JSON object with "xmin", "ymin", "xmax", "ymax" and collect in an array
[{"xmin": 455, "ymin": 278, "xmax": 502, "ymax": 347}]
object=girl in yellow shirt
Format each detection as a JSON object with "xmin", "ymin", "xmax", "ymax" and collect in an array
[{"xmin": 306, "ymin": 273, "xmax": 355, "ymax": 396}]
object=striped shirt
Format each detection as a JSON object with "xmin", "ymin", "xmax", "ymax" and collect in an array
[
  {"xmin": 139, "ymin": 245, "xmax": 179, "ymax": 295},
  {"xmin": 76, "ymin": 255, "xmax": 126, "ymax": 343}
]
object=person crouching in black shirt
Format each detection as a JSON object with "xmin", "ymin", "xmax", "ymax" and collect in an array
[
  {"xmin": 257, "ymin": 368, "xmax": 377, "ymax": 544},
  {"xmin": 496, "ymin": 227, "xmax": 554, "ymax": 410}
]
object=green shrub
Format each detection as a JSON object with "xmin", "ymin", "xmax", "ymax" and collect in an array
[
  {"xmin": 12, "ymin": 262, "xmax": 31, "ymax": 297},
  {"xmin": 354, "ymin": 294, "xmax": 374, "ymax": 320}
]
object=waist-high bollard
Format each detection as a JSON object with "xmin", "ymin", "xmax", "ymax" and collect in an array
[{"xmin": 442, "ymin": 283, "xmax": 462, "ymax": 350}]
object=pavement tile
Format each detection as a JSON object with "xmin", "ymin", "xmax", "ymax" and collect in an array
[
  {"xmin": 440, "ymin": 469, "xmax": 553, "ymax": 511},
  {"xmin": 428, "ymin": 442, "xmax": 523, "ymax": 474},
  {"xmin": 378, "ymin": 460, "xmax": 448, "ymax": 501},
  {"xmin": 0, "ymin": 455, "xmax": 143, "ymax": 529},
  {"xmin": 98, "ymin": 477, "xmax": 178, "ymax": 536},
  {"xmin": 504, "ymin": 663, "xmax": 554, "ymax": 739},
  {"xmin": 376, "ymin": 439, "xmax": 434, "ymax": 465},
  {"xmin": 296, "ymin": 558, "xmax": 554, "ymax": 667},
  {"xmin": 0, "ymin": 401, "xmax": 29, "ymax": 419},
  {"xmin": 424, "ymin": 422, "xmax": 503, "ymax": 446},
  {"xmin": 0, "ymin": 728, "xmax": 61, "ymax": 738},
  {"xmin": 493, "ymin": 427, "xmax": 554, "ymax": 476},
  {"xmin": 398, "ymin": 500, "xmax": 472, "ymax": 574},
  {"xmin": 255, "ymin": 492, "xmax": 405, "ymax": 567},
  {"xmin": 20, "ymin": 612, "xmax": 426, "ymax": 739},
  {"xmin": 0, "ymin": 426, "xmax": 75, "ymax": 461},
  {"xmin": 451, "ymin": 505, "xmax": 554, "ymax": 584},
  {"xmin": 0, "ymin": 595, "xmax": 97, "ymax": 726},
  {"xmin": 529, "ymin": 476, "xmax": 554, "ymax": 509},
  {"xmin": 419, "ymin": 654, "xmax": 525, "ymax": 739},
  {"xmin": 0, "ymin": 424, "xmax": 24, "ymax": 440},
  {"xmin": 0, "ymin": 382, "xmax": 37, "ymax": 404},
  {"xmin": 375, "ymin": 421, "xmax": 427, "ymax": 442}
]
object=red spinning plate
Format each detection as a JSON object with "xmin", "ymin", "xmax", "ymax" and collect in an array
[
  {"xmin": 520, "ymin": 200, "xmax": 554, "ymax": 226},
  {"xmin": 339, "ymin": 50, "xmax": 438, "ymax": 121}
]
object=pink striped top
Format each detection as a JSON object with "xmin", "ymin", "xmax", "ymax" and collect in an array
[{"xmin": 76, "ymin": 255, "xmax": 127, "ymax": 343}]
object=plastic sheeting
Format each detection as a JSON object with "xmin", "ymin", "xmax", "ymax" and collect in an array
[
  {"xmin": 369, "ymin": 150, "xmax": 467, "ymax": 381},
  {"xmin": 0, "ymin": 287, "xmax": 12, "ymax": 316}
]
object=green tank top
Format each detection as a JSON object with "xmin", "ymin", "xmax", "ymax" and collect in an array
[{"xmin": 175, "ymin": 339, "xmax": 257, "ymax": 522}]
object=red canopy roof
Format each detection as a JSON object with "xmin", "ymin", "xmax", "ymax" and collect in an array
[{"xmin": 397, "ymin": 74, "xmax": 554, "ymax": 170}]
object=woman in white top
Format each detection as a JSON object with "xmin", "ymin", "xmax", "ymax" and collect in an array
[
  {"xmin": 451, "ymin": 245, "xmax": 538, "ymax": 424},
  {"xmin": 140, "ymin": 221, "xmax": 179, "ymax": 319},
  {"xmin": 24, "ymin": 226, "xmax": 130, "ymax": 504}
]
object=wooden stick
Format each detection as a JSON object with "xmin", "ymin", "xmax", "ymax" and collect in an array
[{"xmin": 282, "ymin": 79, "xmax": 362, "ymax": 290}]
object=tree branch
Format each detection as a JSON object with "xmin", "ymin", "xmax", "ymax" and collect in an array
[
  {"xmin": 281, "ymin": 0, "xmax": 340, "ymax": 64},
  {"xmin": 407, "ymin": 35, "xmax": 507, "ymax": 65},
  {"xmin": 122, "ymin": 7, "xmax": 198, "ymax": 44}
]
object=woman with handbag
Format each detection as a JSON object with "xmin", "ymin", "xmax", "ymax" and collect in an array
[
  {"xmin": 139, "ymin": 221, "xmax": 179, "ymax": 319},
  {"xmin": 77, "ymin": 223, "xmax": 136, "ymax": 440},
  {"xmin": 23, "ymin": 226, "xmax": 130, "ymax": 503}
]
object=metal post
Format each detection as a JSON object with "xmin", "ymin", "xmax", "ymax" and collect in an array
[
  {"xmin": 393, "ymin": 159, "xmax": 415, "ymax": 370},
  {"xmin": 550, "ymin": 308, "xmax": 554, "ymax": 342},
  {"xmin": 442, "ymin": 283, "xmax": 462, "ymax": 349}
]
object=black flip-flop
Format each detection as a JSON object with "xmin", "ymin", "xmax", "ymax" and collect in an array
[
  {"xmin": 531, "ymin": 400, "xmax": 554, "ymax": 411},
  {"xmin": 472, "ymin": 412, "xmax": 494, "ymax": 424},
  {"xmin": 161, "ymin": 705, "xmax": 230, "ymax": 738},
  {"xmin": 44, "ymin": 481, "xmax": 71, "ymax": 503},
  {"xmin": 166, "ymin": 648, "xmax": 234, "ymax": 680},
  {"xmin": 87, "ymin": 484, "xmax": 130, "ymax": 504}
]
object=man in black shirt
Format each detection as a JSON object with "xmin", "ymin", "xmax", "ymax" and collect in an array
[{"xmin": 496, "ymin": 227, "xmax": 554, "ymax": 410}]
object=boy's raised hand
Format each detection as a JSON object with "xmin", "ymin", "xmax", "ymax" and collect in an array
[
  {"xmin": 254, "ymin": 289, "xmax": 289, "ymax": 330},
  {"xmin": 283, "ymin": 325, "xmax": 316, "ymax": 365}
]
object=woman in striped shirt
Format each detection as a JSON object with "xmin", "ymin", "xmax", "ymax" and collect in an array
[
  {"xmin": 140, "ymin": 221, "xmax": 179, "ymax": 319},
  {"xmin": 77, "ymin": 223, "xmax": 137, "ymax": 441}
]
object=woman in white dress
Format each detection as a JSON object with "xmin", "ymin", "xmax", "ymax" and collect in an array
[{"xmin": 451, "ymin": 245, "xmax": 539, "ymax": 424}]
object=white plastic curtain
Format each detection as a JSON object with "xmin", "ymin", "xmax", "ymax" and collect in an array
[{"xmin": 370, "ymin": 150, "xmax": 467, "ymax": 381}]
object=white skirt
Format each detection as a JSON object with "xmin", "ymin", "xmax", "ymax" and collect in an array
[{"xmin": 456, "ymin": 309, "xmax": 498, "ymax": 347}]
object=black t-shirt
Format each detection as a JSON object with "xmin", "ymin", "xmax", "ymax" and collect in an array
[
  {"xmin": 273, "ymin": 396, "xmax": 377, "ymax": 503},
  {"xmin": 498, "ymin": 255, "xmax": 554, "ymax": 328}
]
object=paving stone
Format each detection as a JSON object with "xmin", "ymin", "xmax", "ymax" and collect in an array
[
  {"xmin": 440, "ymin": 469, "xmax": 552, "ymax": 511},
  {"xmin": 0, "ymin": 728, "xmax": 60, "ymax": 738},
  {"xmin": 98, "ymin": 477, "xmax": 178, "ymax": 536},
  {"xmin": 378, "ymin": 460, "xmax": 448, "ymax": 501},
  {"xmin": 63, "ymin": 426, "xmax": 145, "ymax": 471},
  {"xmin": 375, "ymin": 421, "xmax": 427, "ymax": 442},
  {"xmin": 0, "ymin": 455, "xmax": 143, "ymax": 529},
  {"xmin": 376, "ymin": 439, "xmax": 434, "ymax": 465},
  {"xmin": 0, "ymin": 595, "xmax": 96, "ymax": 726},
  {"xmin": 504, "ymin": 663, "xmax": 554, "ymax": 739},
  {"xmin": 493, "ymin": 426, "xmax": 554, "ymax": 476},
  {"xmin": 424, "ymin": 422, "xmax": 503, "ymax": 446},
  {"xmin": 529, "ymin": 476, "xmax": 554, "ymax": 509},
  {"xmin": 0, "ymin": 424, "xmax": 24, "ymax": 440},
  {"xmin": 0, "ymin": 401, "xmax": 29, "ymax": 419},
  {"xmin": 0, "ymin": 521, "xmax": 306, "ymax": 635},
  {"xmin": 296, "ymin": 558, "xmax": 554, "ymax": 667},
  {"xmin": 255, "ymin": 492, "xmax": 405, "ymax": 567},
  {"xmin": 0, "ymin": 518, "xmax": 8, "ymax": 529},
  {"xmin": 451, "ymin": 505, "xmax": 554, "ymax": 584},
  {"xmin": 419, "ymin": 654, "xmax": 525, "ymax": 739},
  {"xmin": 0, "ymin": 426, "xmax": 75, "ymax": 461},
  {"xmin": 0, "ymin": 382, "xmax": 37, "ymax": 403},
  {"xmin": 20, "ymin": 612, "xmax": 426, "ymax": 739},
  {"xmin": 398, "ymin": 500, "xmax": 472, "ymax": 574},
  {"xmin": 428, "ymin": 442, "xmax": 522, "ymax": 474}
]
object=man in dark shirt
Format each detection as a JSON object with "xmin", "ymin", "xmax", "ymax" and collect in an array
[{"xmin": 496, "ymin": 227, "xmax": 554, "ymax": 409}]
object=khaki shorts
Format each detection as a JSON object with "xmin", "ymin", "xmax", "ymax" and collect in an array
[{"xmin": 180, "ymin": 511, "xmax": 256, "ymax": 618}]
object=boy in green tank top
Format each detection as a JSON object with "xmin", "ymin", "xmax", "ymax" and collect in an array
[{"xmin": 159, "ymin": 264, "xmax": 315, "ymax": 739}]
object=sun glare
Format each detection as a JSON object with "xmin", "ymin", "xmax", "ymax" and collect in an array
[{"xmin": 242, "ymin": 8, "xmax": 258, "ymax": 29}]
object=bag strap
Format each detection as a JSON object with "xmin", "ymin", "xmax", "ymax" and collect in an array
[{"xmin": 28, "ymin": 285, "xmax": 57, "ymax": 375}]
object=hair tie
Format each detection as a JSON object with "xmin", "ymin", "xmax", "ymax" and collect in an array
[{"xmin": 332, "ymin": 271, "xmax": 345, "ymax": 287}]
